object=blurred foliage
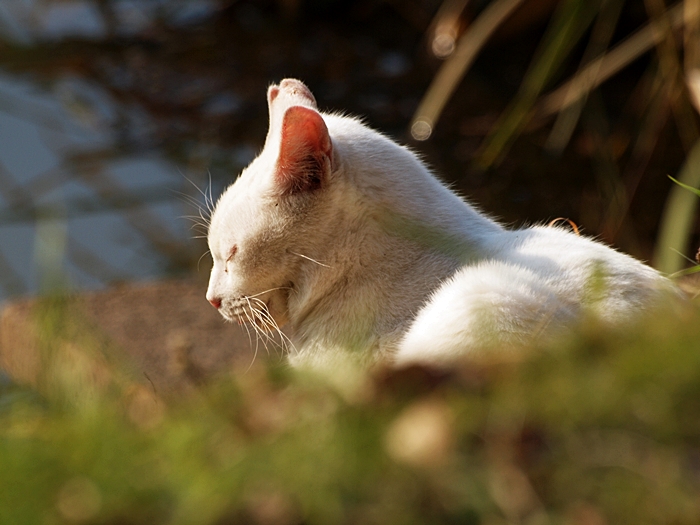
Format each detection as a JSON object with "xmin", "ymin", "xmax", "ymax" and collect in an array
[{"xmin": 1, "ymin": 295, "xmax": 700, "ymax": 524}]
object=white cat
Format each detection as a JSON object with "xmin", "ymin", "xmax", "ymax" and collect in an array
[{"xmin": 205, "ymin": 79, "xmax": 677, "ymax": 368}]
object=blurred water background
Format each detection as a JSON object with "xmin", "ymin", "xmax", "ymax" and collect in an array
[{"xmin": 0, "ymin": 0, "xmax": 694, "ymax": 305}]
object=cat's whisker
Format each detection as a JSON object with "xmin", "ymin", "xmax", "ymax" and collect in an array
[
  {"xmin": 250, "ymin": 309, "xmax": 282, "ymax": 350},
  {"xmin": 183, "ymin": 202, "xmax": 207, "ymax": 220},
  {"xmin": 272, "ymin": 323, "xmax": 295, "ymax": 354},
  {"xmin": 241, "ymin": 308, "xmax": 261, "ymax": 371},
  {"xmin": 197, "ymin": 250, "xmax": 211, "ymax": 272},
  {"xmin": 248, "ymin": 297, "xmax": 296, "ymax": 354},
  {"xmin": 184, "ymin": 222, "xmax": 209, "ymax": 233},
  {"xmin": 172, "ymin": 190, "xmax": 212, "ymax": 223},
  {"xmin": 247, "ymin": 320, "xmax": 266, "ymax": 353},
  {"xmin": 245, "ymin": 344, "xmax": 258, "ymax": 373},
  {"xmin": 181, "ymin": 217, "xmax": 207, "ymax": 227},
  {"xmin": 288, "ymin": 250, "xmax": 332, "ymax": 268},
  {"xmin": 177, "ymin": 202, "xmax": 212, "ymax": 242},
  {"xmin": 239, "ymin": 309, "xmax": 254, "ymax": 348},
  {"xmin": 248, "ymin": 297, "xmax": 291, "ymax": 355},
  {"xmin": 243, "ymin": 323, "xmax": 258, "ymax": 373},
  {"xmin": 180, "ymin": 217, "xmax": 209, "ymax": 230},
  {"xmin": 179, "ymin": 209, "xmax": 210, "ymax": 221},
  {"xmin": 253, "ymin": 318, "xmax": 275, "ymax": 355},
  {"xmin": 206, "ymin": 171, "xmax": 216, "ymax": 216},
  {"xmin": 180, "ymin": 171, "xmax": 214, "ymax": 211},
  {"xmin": 242, "ymin": 304, "xmax": 269, "ymax": 355},
  {"xmin": 248, "ymin": 286, "xmax": 294, "ymax": 299},
  {"xmin": 175, "ymin": 175, "xmax": 215, "ymax": 241},
  {"xmin": 198, "ymin": 207, "xmax": 211, "ymax": 226},
  {"xmin": 178, "ymin": 212, "xmax": 205, "ymax": 220},
  {"xmin": 172, "ymin": 188, "xmax": 203, "ymax": 207},
  {"xmin": 244, "ymin": 297, "xmax": 276, "ymax": 354}
]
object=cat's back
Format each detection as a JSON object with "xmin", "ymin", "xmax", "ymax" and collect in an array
[
  {"xmin": 396, "ymin": 225, "xmax": 677, "ymax": 365},
  {"xmin": 476, "ymin": 224, "xmax": 675, "ymax": 321},
  {"xmin": 496, "ymin": 225, "xmax": 663, "ymax": 283}
]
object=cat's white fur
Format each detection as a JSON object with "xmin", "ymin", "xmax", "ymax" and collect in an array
[{"xmin": 206, "ymin": 79, "xmax": 677, "ymax": 368}]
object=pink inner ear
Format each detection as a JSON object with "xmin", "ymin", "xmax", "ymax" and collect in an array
[{"xmin": 276, "ymin": 106, "xmax": 332, "ymax": 194}]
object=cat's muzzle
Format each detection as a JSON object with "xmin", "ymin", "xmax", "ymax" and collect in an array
[{"xmin": 224, "ymin": 296, "xmax": 274, "ymax": 331}]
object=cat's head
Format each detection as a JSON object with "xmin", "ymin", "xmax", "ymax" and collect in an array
[{"xmin": 205, "ymin": 79, "xmax": 337, "ymax": 332}]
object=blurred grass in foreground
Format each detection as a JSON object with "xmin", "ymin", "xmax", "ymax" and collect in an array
[{"xmin": 1, "ymin": 294, "xmax": 700, "ymax": 525}]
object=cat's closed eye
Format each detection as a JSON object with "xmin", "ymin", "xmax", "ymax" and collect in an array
[{"xmin": 224, "ymin": 245, "xmax": 237, "ymax": 273}]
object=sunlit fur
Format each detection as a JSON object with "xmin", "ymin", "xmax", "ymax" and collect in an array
[{"xmin": 206, "ymin": 79, "xmax": 679, "ymax": 369}]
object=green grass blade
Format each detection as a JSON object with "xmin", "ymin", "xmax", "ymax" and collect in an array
[
  {"xmin": 668, "ymin": 175, "xmax": 700, "ymax": 198},
  {"xmin": 653, "ymin": 138, "xmax": 700, "ymax": 273}
]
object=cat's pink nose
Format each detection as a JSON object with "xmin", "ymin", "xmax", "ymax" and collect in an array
[{"xmin": 208, "ymin": 297, "xmax": 221, "ymax": 309}]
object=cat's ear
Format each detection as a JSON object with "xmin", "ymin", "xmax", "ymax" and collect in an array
[
  {"xmin": 275, "ymin": 105, "xmax": 333, "ymax": 195},
  {"xmin": 268, "ymin": 79, "xmax": 317, "ymax": 111},
  {"xmin": 267, "ymin": 85, "xmax": 280, "ymax": 106}
]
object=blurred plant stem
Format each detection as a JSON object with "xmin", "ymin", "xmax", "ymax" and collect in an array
[
  {"xmin": 653, "ymin": 138, "xmax": 700, "ymax": 273},
  {"xmin": 410, "ymin": 0, "xmax": 526, "ymax": 141},
  {"xmin": 644, "ymin": 0, "xmax": 699, "ymax": 151},
  {"xmin": 535, "ymin": 2, "xmax": 685, "ymax": 120},
  {"xmin": 475, "ymin": 0, "xmax": 601, "ymax": 168},
  {"xmin": 544, "ymin": 0, "xmax": 624, "ymax": 154},
  {"xmin": 685, "ymin": 0, "xmax": 700, "ymax": 112},
  {"xmin": 34, "ymin": 205, "xmax": 68, "ymax": 295},
  {"xmin": 651, "ymin": 0, "xmax": 700, "ymax": 273}
]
